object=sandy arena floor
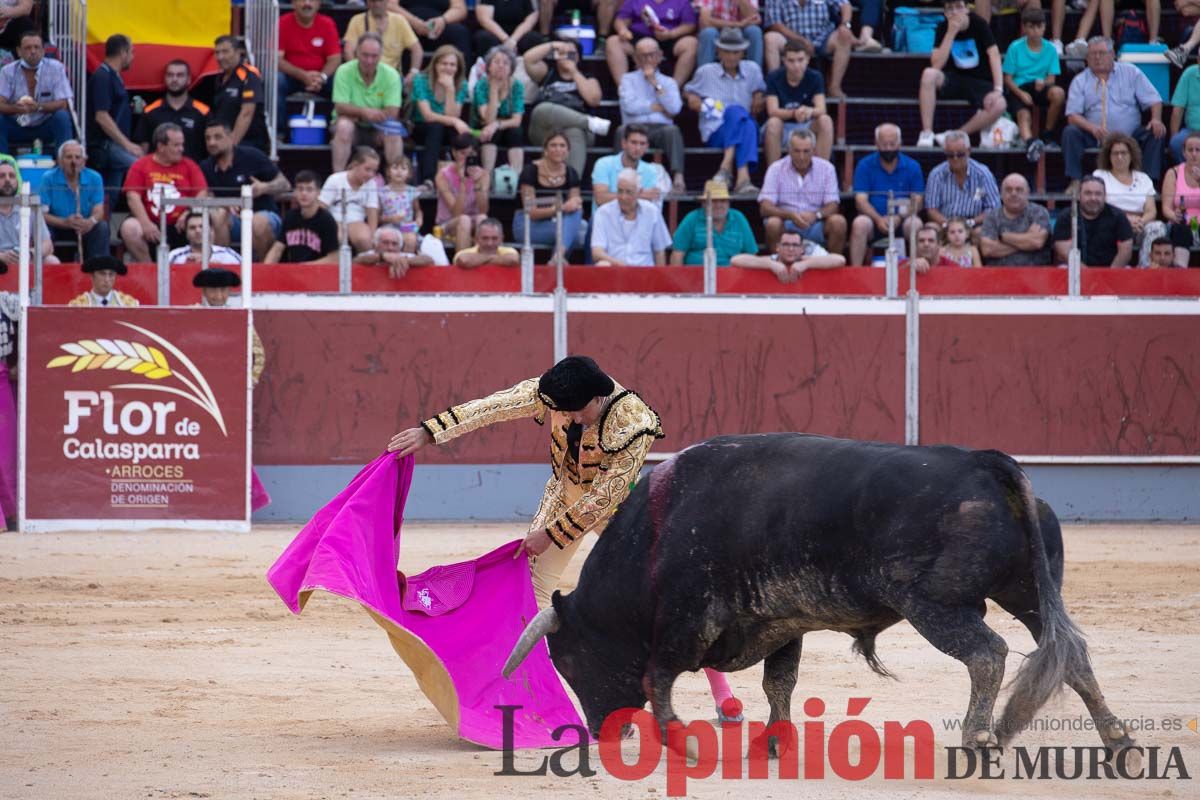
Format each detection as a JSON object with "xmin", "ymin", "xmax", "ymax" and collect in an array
[{"xmin": 0, "ymin": 523, "xmax": 1197, "ymax": 799}]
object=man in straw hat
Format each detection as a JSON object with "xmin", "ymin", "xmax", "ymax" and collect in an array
[
  {"xmin": 669, "ymin": 178, "xmax": 758, "ymax": 265},
  {"xmin": 68, "ymin": 255, "xmax": 140, "ymax": 307},
  {"xmin": 388, "ymin": 355, "xmax": 745, "ymax": 721}
]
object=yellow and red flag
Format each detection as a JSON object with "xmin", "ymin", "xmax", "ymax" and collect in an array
[{"xmin": 86, "ymin": 0, "xmax": 227, "ymax": 89}]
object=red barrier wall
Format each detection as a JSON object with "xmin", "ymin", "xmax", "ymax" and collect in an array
[
  {"xmin": 9, "ymin": 263, "xmax": 1200, "ymax": 304},
  {"xmin": 919, "ymin": 315, "xmax": 1200, "ymax": 455}
]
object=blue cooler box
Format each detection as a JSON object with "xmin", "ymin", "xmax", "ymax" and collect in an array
[
  {"xmin": 1119, "ymin": 44, "xmax": 1170, "ymax": 102},
  {"xmin": 555, "ymin": 25, "xmax": 596, "ymax": 56},
  {"xmin": 17, "ymin": 154, "xmax": 54, "ymax": 192},
  {"xmin": 289, "ymin": 114, "xmax": 328, "ymax": 145}
]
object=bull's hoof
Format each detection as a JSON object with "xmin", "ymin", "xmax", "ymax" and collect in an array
[
  {"xmin": 967, "ymin": 730, "xmax": 1001, "ymax": 751},
  {"xmin": 751, "ymin": 731, "xmax": 797, "ymax": 760}
]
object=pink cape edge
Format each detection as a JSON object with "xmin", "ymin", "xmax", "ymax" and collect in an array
[{"xmin": 265, "ymin": 452, "xmax": 589, "ymax": 750}]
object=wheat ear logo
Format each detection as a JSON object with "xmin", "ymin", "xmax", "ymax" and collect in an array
[{"xmin": 45, "ymin": 321, "xmax": 228, "ymax": 435}]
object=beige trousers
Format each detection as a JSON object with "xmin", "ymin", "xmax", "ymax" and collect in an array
[{"xmin": 530, "ymin": 533, "xmax": 587, "ymax": 609}]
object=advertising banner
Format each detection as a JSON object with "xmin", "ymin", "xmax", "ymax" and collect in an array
[{"xmin": 23, "ymin": 307, "xmax": 250, "ymax": 529}]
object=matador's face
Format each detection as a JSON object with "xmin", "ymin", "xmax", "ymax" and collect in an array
[{"xmin": 568, "ymin": 397, "xmax": 605, "ymax": 428}]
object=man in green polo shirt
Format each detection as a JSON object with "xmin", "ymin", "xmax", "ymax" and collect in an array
[
  {"xmin": 331, "ymin": 31, "xmax": 403, "ymax": 172},
  {"xmin": 669, "ymin": 179, "xmax": 759, "ymax": 265}
]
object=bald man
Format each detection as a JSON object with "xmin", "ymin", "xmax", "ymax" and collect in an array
[{"xmin": 979, "ymin": 173, "xmax": 1051, "ymax": 266}]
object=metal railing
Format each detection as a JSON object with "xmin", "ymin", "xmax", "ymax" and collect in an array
[
  {"xmin": 244, "ymin": 0, "xmax": 280, "ymax": 160},
  {"xmin": 48, "ymin": 0, "xmax": 88, "ymax": 149}
]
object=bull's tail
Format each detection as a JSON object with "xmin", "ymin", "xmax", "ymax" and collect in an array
[{"xmin": 992, "ymin": 458, "xmax": 1091, "ymax": 743}]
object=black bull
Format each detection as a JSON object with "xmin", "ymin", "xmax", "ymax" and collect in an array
[{"xmin": 504, "ymin": 433, "xmax": 1136, "ymax": 755}]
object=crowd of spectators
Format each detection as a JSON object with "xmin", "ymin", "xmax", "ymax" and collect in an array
[{"xmin": 4, "ymin": 0, "xmax": 1200, "ymax": 280}]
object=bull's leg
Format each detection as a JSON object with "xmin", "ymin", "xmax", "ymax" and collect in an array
[
  {"xmin": 756, "ymin": 637, "xmax": 802, "ymax": 759},
  {"xmin": 902, "ymin": 602, "xmax": 1008, "ymax": 750},
  {"xmin": 993, "ymin": 594, "xmax": 1136, "ymax": 754}
]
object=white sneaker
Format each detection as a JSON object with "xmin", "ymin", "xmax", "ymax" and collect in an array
[
  {"xmin": 587, "ymin": 115, "xmax": 612, "ymax": 136},
  {"xmin": 933, "ymin": 131, "xmax": 953, "ymax": 147},
  {"xmin": 1051, "ymin": 38, "xmax": 1064, "ymax": 56},
  {"xmin": 1065, "ymin": 39, "xmax": 1088, "ymax": 60},
  {"xmin": 917, "ymin": 130, "xmax": 935, "ymax": 148}
]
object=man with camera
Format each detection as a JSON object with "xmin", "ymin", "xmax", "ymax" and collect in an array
[{"xmin": 523, "ymin": 38, "xmax": 611, "ymax": 178}]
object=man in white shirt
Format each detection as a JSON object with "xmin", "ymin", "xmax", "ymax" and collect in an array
[
  {"xmin": 731, "ymin": 229, "xmax": 845, "ymax": 281},
  {"xmin": 168, "ymin": 212, "xmax": 242, "ymax": 265},
  {"xmin": 590, "ymin": 168, "xmax": 672, "ymax": 266}
]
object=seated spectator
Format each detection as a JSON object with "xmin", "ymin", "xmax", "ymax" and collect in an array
[
  {"xmin": 265, "ymin": 170, "xmax": 339, "ymax": 264},
  {"xmin": 1002, "ymin": 7, "xmax": 1063, "ymax": 162},
  {"xmin": 1060, "ymin": 1, "xmax": 1163, "ymax": 60},
  {"xmin": 1169, "ymin": 0, "xmax": 1200, "ymax": 67},
  {"xmin": 1147, "ymin": 237, "xmax": 1177, "ymax": 268},
  {"xmin": 762, "ymin": 0, "xmax": 852, "ymax": 97},
  {"xmin": 617, "ymin": 38, "xmax": 686, "ymax": 194},
  {"xmin": 1093, "ymin": 134, "xmax": 1169, "ymax": 267},
  {"xmin": 68, "ymin": 256, "xmax": 137, "ymax": 307},
  {"xmin": 436, "ymin": 133, "xmax": 491, "ymax": 252},
  {"xmin": 135, "ymin": 61, "xmax": 209, "ymax": 163},
  {"xmin": 1063, "ymin": 37, "xmax": 1165, "ymax": 191},
  {"xmin": 168, "ymin": 212, "xmax": 242, "ymax": 265},
  {"xmin": 344, "ymin": 0, "xmax": 424, "ymax": 79},
  {"xmin": 763, "ymin": 39, "xmax": 832, "ymax": 163},
  {"xmin": 730, "ymin": 226, "xmax": 845, "ymax": 282},
  {"xmin": 917, "ymin": 0, "xmax": 1005, "ymax": 149},
  {"xmin": 410, "ymin": 45, "xmax": 470, "ymax": 187},
  {"xmin": 900, "ymin": 223, "xmax": 961, "ymax": 273},
  {"xmin": 199, "ymin": 121, "xmax": 289, "ymax": 259},
  {"xmin": 849, "ymin": 123, "xmax": 925, "ymax": 266},
  {"xmin": 331, "ymin": 32, "xmax": 404, "ymax": 173},
  {"xmin": 474, "ymin": 46, "xmax": 526, "ymax": 176},
  {"xmin": 979, "ymin": 174, "xmax": 1051, "ymax": 267},
  {"xmin": 40, "ymin": 140, "xmax": 108, "ymax": 260},
  {"xmin": 940, "ymin": 217, "xmax": 981, "ymax": 266},
  {"xmin": 1156, "ymin": 131, "xmax": 1200, "ymax": 267},
  {"xmin": 923, "ymin": 130, "xmax": 1000, "ymax": 228},
  {"xmin": 454, "ymin": 217, "xmax": 520, "ymax": 268},
  {"xmin": 320, "ymin": 145, "xmax": 380, "ymax": 252},
  {"xmin": 683, "ymin": 28, "xmax": 765, "ymax": 196},
  {"xmin": 277, "ymin": 0, "xmax": 341, "ymax": 132},
  {"xmin": 513, "ymin": 130, "xmax": 587, "ymax": 258},
  {"xmin": 524, "ymin": 39, "xmax": 610, "ymax": 179},
  {"xmin": 474, "ymin": 0, "xmax": 545, "ymax": 55},
  {"xmin": 696, "ymin": 0, "xmax": 764, "ymax": 67},
  {"xmin": 591, "ymin": 168, "xmax": 672, "ymax": 265},
  {"xmin": 86, "ymin": 34, "xmax": 139, "ymax": 205},
  {"xmin": 212, "ymin": 35, "xmax": 270, "ymax": 153},
  {"xmin": 669, "ymin": 179, "xmax": 758, "ymax": 265},
  {"xmin": 394, "ymin": 0, "xmax": 474, "ymax": 65},
  {"xmin": 119, "ymin": 123, "xmax": 209, "ymax": 263},
  {"xmin": 759, "ymin": 128, "xmax": 846, "ymax": 253},
  {"xmin": 378, "ymin": 156, "xmax": 422, "ymax": 253},
  {"xmin": 1052, "ymin": 175, "xmax": 1134, "ymax": 267},
  {"xmin": 0, "ymin": 0, "xmax": 35, "ymax": 57},
  {"xmin": 354, "ymin": 225, "xmax": 435, "ymax": 277},
  {"xmin": 1169, "ymin": 48, "xmax": 1200, "ymax": 162},
  {"xmin": 0, "ymin": 31, "xmax": 74, "ymax": 156},
  {"xmin": 855, "ymin": 0, "xmax": 885, "ymax": 53},
  {"xmin": 607, "ymin": 0, "xmax": 699, "ymax": 87},
  {"xmin": 591, "ymin": 124, "xmax": 665, "ymax": 215},
  {"xmin": 0, "ymin": 155, "xmax": 55, "ymax": 265}
]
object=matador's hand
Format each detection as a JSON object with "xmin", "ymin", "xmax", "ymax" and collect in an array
[
  {"xmin": 388, "ymin": 426, "xmax": 433, "ymax": 458},
  {"xmin": 516, "ymin": 529, "xmax": 553, "ymax": 558}
]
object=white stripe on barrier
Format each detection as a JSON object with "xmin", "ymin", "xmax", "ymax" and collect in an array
[
  {"xmin": 918, "ymin": 297, "xmax": 1200, "ymax": 315},
  {"xmin": 21, "ymin": 519, "xmax": 253, "ymax": 533}
]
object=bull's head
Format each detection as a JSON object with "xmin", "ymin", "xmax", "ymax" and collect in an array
[{"xmin": 503, "ymin": 591, "xmax": 647, "ymax": 735}]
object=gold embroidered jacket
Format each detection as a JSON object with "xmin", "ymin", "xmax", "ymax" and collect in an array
[
  {"xmin": 421, "ymin": 378, "xmax": 664, "ymax": 549},
  {"xmin": 68, "ymin": 291, "xmax": 140, "ymax": 307}
]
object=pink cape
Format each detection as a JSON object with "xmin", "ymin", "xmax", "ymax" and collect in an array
[
  {"xmin": 250, "ymin": 468, "xmax": 271, "ymax": 512},
  {"xmin": 266, "ymin": 452, "xmax": 588, "ymax": 749}
]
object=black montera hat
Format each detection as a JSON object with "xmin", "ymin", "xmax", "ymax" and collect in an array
[
  {"xmin": 192, "ymin": 268, "xmax": 242, "ymax": 288},
  {"xmin": 538, "ymin": 355, "xmax": 614, "ymax": 411},
  {"xmin": 82, "ymin": 255, "xmax": 127, "ymax": 275}
]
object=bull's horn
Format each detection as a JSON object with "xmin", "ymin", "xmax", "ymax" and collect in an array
[{"xmin": 502, "ymin": 606, "xmax": 560, "ymax": 678}]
